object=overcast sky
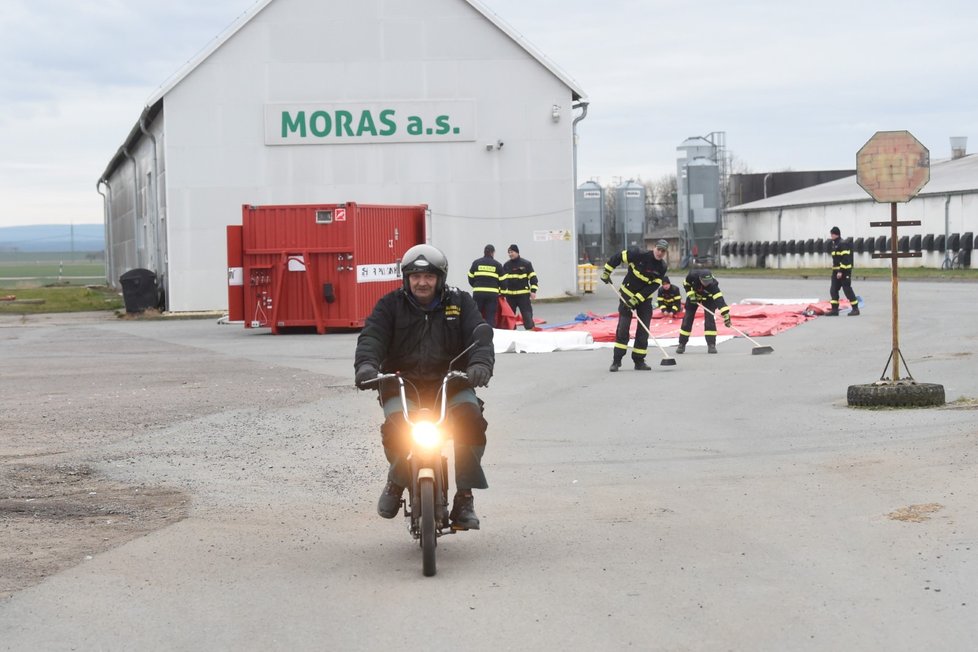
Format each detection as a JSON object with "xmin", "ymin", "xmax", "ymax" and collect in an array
[{"xmin": 2, "ymin": 0, "xmax": 976, "ymax": 226}]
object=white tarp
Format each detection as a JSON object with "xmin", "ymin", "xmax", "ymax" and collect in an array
[
  {"xmin": 493, "ymin": 329, "xmax": 599, "ymax": 353},
  {"xmin": 739, "ymin": 298, "xmax": 819, "ymax": 305},
  {"xmin": 492, "ymin": 328, "xmax": 732, "ymax": 354}
]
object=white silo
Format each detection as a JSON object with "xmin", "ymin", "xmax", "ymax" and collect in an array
[
  {"xmin": 677, "ymin": 133, "xmax": 726, "ymax": 262},
  {"xmin": 576, "ymin": 180, "xmax": 605, "ymax": 262},
  {"xmin": 615, "ymin": 180, "xmax": 646, "ymax": 252}
]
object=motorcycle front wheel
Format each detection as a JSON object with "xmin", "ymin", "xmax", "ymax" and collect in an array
[{"xmin": 420, "ymin": 477, "xmax": 437, "ymax": 577}]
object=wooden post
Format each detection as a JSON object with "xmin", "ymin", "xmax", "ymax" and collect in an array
[
  {"xmin": 889, "ymin": 203, "xmax": 899, "ymax": 382},
  {"xmin": 870, "ymin": 209, "xmax": 920, "ymax": 381}
]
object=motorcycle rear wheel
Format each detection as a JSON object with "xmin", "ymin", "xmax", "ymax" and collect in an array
[{"xmin": 420, "ymin": 478, "xmax": 437, "ymax": 577}]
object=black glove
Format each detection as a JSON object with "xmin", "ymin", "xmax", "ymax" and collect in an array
[
  {"xmin": 600, "ymin": 271, "xmax": 612, "ymax": 285},
  {"xmin": 723, "ymin": 315, "xmax": 732, "ymax": 328},
  {"xmin": 355, "ymin": 364, "xmax": 378, "ymax": 389},
  {"xmin": 466, "ymin": 364, "xmax": 492, "ymax": 388}
]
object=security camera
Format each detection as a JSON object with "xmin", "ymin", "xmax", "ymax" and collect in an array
[{"xmin": 497, "ymin": 140, "xmax": 504, "ymax": 149}]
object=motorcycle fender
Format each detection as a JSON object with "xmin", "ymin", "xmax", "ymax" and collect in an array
[{"xmin": 417, "ymin": 468, "xmax": 436, "ymax": 481}]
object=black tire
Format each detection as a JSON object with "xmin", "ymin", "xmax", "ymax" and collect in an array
[
  {"xmin": 847, "ymin": 383, "xmax": 945, "ymax": 408},
  {"xmin": 420, "ymin": 478, "xmax": 437, "ymax": 577}
]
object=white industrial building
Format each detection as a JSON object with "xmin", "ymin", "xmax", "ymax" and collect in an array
[
  {"xmin": 722, "ymin": 147, "xmax": 977, "ymax": 270},
  {"xmin": 98, "ymin": 0, "xmax": 587, "ymax": 312}
]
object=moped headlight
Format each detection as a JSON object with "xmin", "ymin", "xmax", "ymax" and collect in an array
[{"xmin": 411, "ymin": 422, "xmax": 442, "ymax": 449}]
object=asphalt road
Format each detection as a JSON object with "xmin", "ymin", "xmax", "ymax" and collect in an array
[{"xmin": 1, "ymin": 277, "xmax": 976, "ymax": 651}]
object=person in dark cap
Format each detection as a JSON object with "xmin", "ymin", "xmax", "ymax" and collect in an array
[
  {"xmin": 675, "ymin": 268, "xmax": 730, "ymax": 354},
  {"xmin": 501, "ymin": 244, "xmax": 538, "ymax": 330},
  {"xmin": 828, "ymin": 226, "xmax": 860, "ymax": 316},
  {"xmin": 655, "ymin": 275, "xmax": 682, "ymax": 318},
  {"xmin": 600, "ymin": 239, "xmax": 668, "ymax": 370},
  {"xmin": 468, "ymin": 244, "xmax": 503, "ymax": 326}
]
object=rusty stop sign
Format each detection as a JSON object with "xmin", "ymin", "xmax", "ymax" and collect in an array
[
  {"xmin": 854, "ymin": 130, "xmax": 931, "ymax": 386},
  {"xmin": 856, "ymin": 130, "xmax": 930, "ymax": 203}
]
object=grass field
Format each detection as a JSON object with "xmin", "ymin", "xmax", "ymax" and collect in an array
[
  {"xmin": 0, "ymin": 286, "xmax": 123, "ymax": 314},
  {"xmin": 0, "ymin": 252, "xmax": 119, "ymax": 313},
  {"xmin": 0, "ymin": 251, "xmax": 106, "ymax": 287}
]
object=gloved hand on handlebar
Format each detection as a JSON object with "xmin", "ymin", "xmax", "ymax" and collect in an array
[
  {"xmin": 354, "ymin": 364, "xmax": 378, "ymax": 389},
  {"xmin": 600, "ymin": 271, "xmax": 612, "ymax": 285},
  {"xmin": 466, "ymin": 364, "xmax": 492, "ymax": 388},
  {"xmin": 723, "ymin": 315, "xmax": 732, "ymax": 328}
]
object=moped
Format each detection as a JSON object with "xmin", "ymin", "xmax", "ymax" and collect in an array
[{"xmin": 365, "ymin": 323, "xmax": 493, "ymax": 576}]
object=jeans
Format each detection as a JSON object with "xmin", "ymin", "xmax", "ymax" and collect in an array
[{"xmin": 380, "ymin": 388, "xmax": 488, "ymax": 490}]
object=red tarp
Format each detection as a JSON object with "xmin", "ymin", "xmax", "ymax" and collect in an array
[
  {"xmin": 496, "ymin": 296, "xmax": 548, "ymax": 330},
  {"xmin": 495, "ymin": 296, "xmax": 518, "ymax": 330},
  {"xmin": 543, "ymin": 300, "xmax": 852, "ymax": 343}
]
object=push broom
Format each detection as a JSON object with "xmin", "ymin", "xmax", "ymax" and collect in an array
[{"xmin": 696, "ymin": 303, "xmax": 774, "ymax": 355}]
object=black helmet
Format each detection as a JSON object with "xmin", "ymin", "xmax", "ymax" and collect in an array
[{"xmin": 400, "ymin": 244, "xmax": 449, "ymax": 292}]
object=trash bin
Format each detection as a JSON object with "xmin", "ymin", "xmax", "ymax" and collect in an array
[{"xmin": 119, "ymin": 268, "xmax": 161, "ymax": 313}]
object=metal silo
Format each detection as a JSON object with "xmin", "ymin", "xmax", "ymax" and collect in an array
[
  {"xmin": 576, "ymin": 181, "xmax": 605, "ymax": 263},
  {"xmin": 615, "ymin": 180, "xmax": 646, "ymax": 251},
  {"xmin": 677, "ymin": 133, "xmax": 726, "ymax": 263}
]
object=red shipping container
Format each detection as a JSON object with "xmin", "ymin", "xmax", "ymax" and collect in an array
[{"xmin": 227, "ymin": 202, "xmax": 428, "ymax": 333}]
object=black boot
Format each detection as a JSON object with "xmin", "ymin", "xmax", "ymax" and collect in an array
[
  {"xmin": 450, "ymin": 491, "xmax": 480, "ymax": 530},
  {"xmin": 848, "ymin": 306, "xmax": 860, "ymax": 316},
  {"xmin": 675, "ymin": 342, "xmax": 686, "ymax": 354},
  {"xmin": 377, "ymin": 481, "xmax": 404, "ymax": 519},
  {"xmin": 634, "ymin": 360, "xmax": 652, "ymax": 370},
  {"xmin": 707, "ymin": 344, "xmax": 718, "ymax": 354},
  {"xmin": 609, "ymin": 359, "xmax": 622, "ymax": 372},
  {"xmin": 826, "ymin": 307, "xmax": 839, "ymax": 316}
]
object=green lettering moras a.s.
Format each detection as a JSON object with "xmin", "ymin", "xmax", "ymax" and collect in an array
[{"xmin": 282, "ymin": 108, "xmax": 400, "ymax": 139}]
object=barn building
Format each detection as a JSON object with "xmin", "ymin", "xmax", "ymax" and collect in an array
[
  {"xmin": 97, "ymin": 0, "xmax": 587, "ymax": 312},
  {"xmin": 722, "ymin": 143, "xmax": 976, "ymax": 270}
]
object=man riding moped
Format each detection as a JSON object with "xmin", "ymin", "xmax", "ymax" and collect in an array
[{"xmin": 354, "ymin": 244, "xmax": 493, "ymax": 530}]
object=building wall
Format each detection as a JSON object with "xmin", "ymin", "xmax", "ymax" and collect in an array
[
  {"xmin": 103, "ymin": 114, "xmax": 167, "ymax": 292},
  {"xmin": 722, "ymin": 192, "xmax": 978, "ymax": 269},
  {"xmin": 154, "ymin": 0, "xmax": 578, "ymax": 311}
]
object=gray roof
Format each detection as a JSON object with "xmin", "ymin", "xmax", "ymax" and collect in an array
[
  {"xmin": 728, "ymin": 154, "xmax": 978, "ymax": 213},
  {"xmin": 146, "ymin": 0, "xmax": 586, "ymax": 107},
  {"xmin": 101, "ymin": 0, "xmax": 586, "ymax": 182}
]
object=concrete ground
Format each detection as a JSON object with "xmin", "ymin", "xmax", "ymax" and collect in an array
[{"xmin": 1, "ymin": 276, "xmax": 976, "ymax": 651}]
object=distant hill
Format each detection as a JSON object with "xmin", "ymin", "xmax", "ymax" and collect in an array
[{"xmin": 0, "ymin": 224, "xmax": 104, "ymax": 252}]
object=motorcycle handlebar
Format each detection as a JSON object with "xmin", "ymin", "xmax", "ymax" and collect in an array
[
  {"xmin": 362, "ymin": 370, "xmax": 469, "ymax": 426},
  {"xmin": 365, "ymin": 370, "xmax": 468, "ymax": 384}
]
